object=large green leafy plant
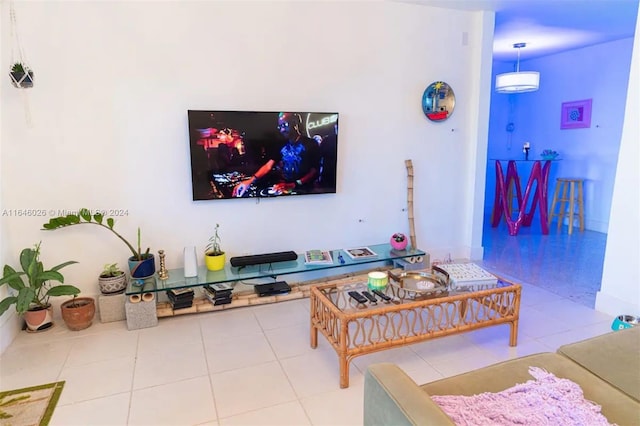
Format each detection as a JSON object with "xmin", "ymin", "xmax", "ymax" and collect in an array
[
  {"xmin": 42, "ymin": 208, "xmax": 150, "ymax": 261},
  {"xmin": 0, "ymin": 242, "xmax": 79, "ymax": 315}
]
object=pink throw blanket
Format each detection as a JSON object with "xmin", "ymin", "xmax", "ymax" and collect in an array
[{"xmin": 431, "ymin": 367, "xmax": 613, "ymax": 426}]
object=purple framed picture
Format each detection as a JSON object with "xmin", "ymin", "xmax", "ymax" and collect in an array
[{"xmin": 560, "ymin": 99, "xmax": 592, "ymax": 129}]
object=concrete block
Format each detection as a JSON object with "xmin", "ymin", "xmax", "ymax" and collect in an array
[
  {"xmin": 125, "ymin": 295, "xmax": 158, "ymax": 330},
  {"xmin": 393, "ymin": 253, "xmax": 430, "ymax": 271},
  {"xmin": 98, "ymin": 293, "xmax": 126, "ymax": 323}
]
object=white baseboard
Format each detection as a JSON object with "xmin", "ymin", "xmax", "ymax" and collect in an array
[
  {"xmin": 595, "ymin": 290, "xmax": 640, "ymax": 317},
  {"xmin": 559, "ymin": 218, "xmax": 608, "ymax": 234},
  {"xmin": 585, "ymin": 219, "xmax": 608, "ymax": 234},
  {"xmin": 0, "ymin": 312, "xmax": 21, "ymax": 355}
]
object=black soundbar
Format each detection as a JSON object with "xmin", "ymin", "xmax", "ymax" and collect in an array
[{"xmin": 230, "ymin": 251, "xmax": 298, "ymax": 267}]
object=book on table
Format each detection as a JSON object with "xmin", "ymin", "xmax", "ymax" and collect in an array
[
  {"xmin": 203, "ymin": 285, "xmax": 233, "ymax": 305},
  {"xmin": 434, "ymin": 263, "xmax": 498, "ymax": 291},
  {"xmin": 167, "ymin": 288, "xmax": 194, "ymax": 301},
  {"xmin": 203, "ymin": 291, "xmax": 232, "ymax": 305},
  {"xmin": 304, "ymin": 250, "xmax": 333, "ymax": 264}
]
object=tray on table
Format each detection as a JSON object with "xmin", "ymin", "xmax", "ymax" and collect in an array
[{"xmin": 387, "ymin": 269, "xmax": 449, "ymax": 299}]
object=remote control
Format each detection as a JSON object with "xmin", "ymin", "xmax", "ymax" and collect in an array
[
  {"xmin": 372, "ymin": 289, "xmax": 391, "ymax": 301},
  {"xmin": 361, "ymin": 291, "xmax": 378, "ymax": 304},
  {"xmin": 348, "ymin": 291, "xmax": 368, "ymax": 304}
]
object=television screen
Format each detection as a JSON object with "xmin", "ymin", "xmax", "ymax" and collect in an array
[{"xmin": 188, "ymin": 110, "xmax": 338, "ymax": 201}]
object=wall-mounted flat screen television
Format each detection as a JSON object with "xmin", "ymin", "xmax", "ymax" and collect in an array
[{"xmin": 188, "ymin": 110, "xmax": 338, "ymax": 201}]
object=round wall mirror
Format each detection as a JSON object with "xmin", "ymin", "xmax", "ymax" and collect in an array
[{"xmin": 421, "ymin": 81, "xmax": 455, "ymax": 122}]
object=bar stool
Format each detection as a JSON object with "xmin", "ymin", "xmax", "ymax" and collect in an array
[{"xmin": 548, "ymin": 178, "xmax": 585, "ymax": 234}]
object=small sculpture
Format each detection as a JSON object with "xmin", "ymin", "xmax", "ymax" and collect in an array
[{"xmin": 523, "ymin": 142, "xmax": 530, "ymax": 160}]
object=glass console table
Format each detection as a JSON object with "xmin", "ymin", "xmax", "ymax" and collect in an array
[{"xmin": 125, "ymin": 243, "xmax": 425, "ymax": 295}]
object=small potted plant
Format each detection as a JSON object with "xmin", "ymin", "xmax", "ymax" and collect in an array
[
  {"xmin": 204, "ymin": 224, "xmax": 225, "ymax": 271},
  {"xmin": 60, "ymin": 294, "xmax": 96, "ymax": 331},
  {"xmin": 42, "ymin": 208, "xmax": 155, "ymax": 279},
  {"xmin": 390, "ymin": 233, "xmax": 408, "ymax": 251},
  {"xmin": 98, "ymin": 263, "xmax": 127, "ymax": 295},
  {"xmin": 0, "ymin": 242, "xmax": 79, "ymax": 332},
  {"xmin": 9, "ymin": 62, "xmax": 34, "ymax": 88}
]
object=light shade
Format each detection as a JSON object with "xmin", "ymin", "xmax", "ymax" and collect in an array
[{"xmin": 495, "ymin": 71, "xmax": 540, "ymax": 93}]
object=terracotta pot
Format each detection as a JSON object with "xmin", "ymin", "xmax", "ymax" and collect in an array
[
  {"xmin": 61, "ymin": 297, "xmax": 96, "ymax": 331},
  {"xmin": 23, "ymin": 305, "xmax": 54, "ymax": 332}
]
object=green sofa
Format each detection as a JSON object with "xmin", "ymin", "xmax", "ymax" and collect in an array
[{"xmin": 364, "ymin": 326, "xmax": 640, "ymax": 425}]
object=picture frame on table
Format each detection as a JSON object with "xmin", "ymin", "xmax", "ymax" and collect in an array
[
  {"xmin": 344, "ymin": 247, "xmax": 378, "ymax": 260},
  {"xmin": 560, "ymin": 99, "xmax": 592, "ymax": 129},
  {"xmin": 304, "ymin": 250, "xmax": 333, "ymax": 265}
]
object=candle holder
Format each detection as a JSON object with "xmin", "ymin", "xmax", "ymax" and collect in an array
[{"xmin": 158, "ymin": 250, "xmax": 169, "ymax": 280}]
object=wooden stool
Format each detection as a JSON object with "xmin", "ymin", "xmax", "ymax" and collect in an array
[{"xmin": 548, "ymin": 178, "xmax": 585, "ymax": 234}]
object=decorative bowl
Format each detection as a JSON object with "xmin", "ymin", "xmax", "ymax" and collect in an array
[
  {"xmin": 540, "ymin": 150, "xmax": 559, "ymax": 160},
  {"xmin": 387, "ymin": 269, "xmax": 448, "ymax": 299}
]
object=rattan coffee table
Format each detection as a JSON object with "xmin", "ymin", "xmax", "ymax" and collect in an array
[{"xmin": 309, "ymin": 272, "xmax": 521, "ymax": 388}]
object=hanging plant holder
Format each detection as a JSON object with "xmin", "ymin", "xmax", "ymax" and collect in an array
[
  {"xmin": 9, "ymin": 62, "xmax": 34, "ymax": 88},
  {"xmin": 9, "ymin": 1, "xmax": 34, "ymax": 90}
]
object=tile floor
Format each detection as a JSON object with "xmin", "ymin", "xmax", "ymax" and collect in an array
[
  {"xmin": 481, "ymin": 221, "xmax": 607, "ymax": 308},
  {"xmin": 0, "ymin": 227, "xmax": 613, "ymax": 425}
]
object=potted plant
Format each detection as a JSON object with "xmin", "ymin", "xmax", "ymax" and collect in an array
[
  {"xmin": 390, "ymin": 233, "xmax": 408, "ymax": 251},
  {"xmin": 98, "ymin": 263, "xmax": 127, "ymax": 294},
  {"xmin": 0, "ymin": 242, "xmax": 79, "ymax": 332},
  {"xmin": 42, "ymin": 208, "xmax": 155, "ymax": 278},
  {"xmin": 9, "ymin": 62, "xmax": 34, "ymax": 88},
  {"xmin": 60, "ymin": 294, "xmax": 96, "ymax": 331},
  {"xmin": 204, "ymin": 224, "xmax": 225, "ymax": 271}
]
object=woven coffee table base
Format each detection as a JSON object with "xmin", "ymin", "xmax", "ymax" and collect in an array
[{"xmin": 310, "ymin": 278, "xmax": 521, "ymax": 388}]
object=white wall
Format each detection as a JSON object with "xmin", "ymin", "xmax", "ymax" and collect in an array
[
  {"xmin": 485, "ymin": 38, "xmax": 634, "ymax": 232},
  {"xmin": 596, "ymin": 16, "xmax": 640, "ymax": 316},
  {"xmin": 0, "ymin": 1, "xmax": 495, "ymax": 348}
]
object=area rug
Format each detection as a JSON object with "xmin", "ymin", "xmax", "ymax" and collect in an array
[{"xmin": 0, "ymin": 381, "xmax": 65, "ymax": 426}]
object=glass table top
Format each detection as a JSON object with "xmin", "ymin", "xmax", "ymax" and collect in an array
[
  {"xmin": 317, "ymin": 275, "xmax": 517, "ymax": 315},
  {"xmin": 125, "ymin": 243, "xmax": 426, "ymax": 295}
]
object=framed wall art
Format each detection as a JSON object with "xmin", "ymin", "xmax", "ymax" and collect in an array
[{"xmin": 560, "ymin": 99, "xmax": 592, "ymax": 129}]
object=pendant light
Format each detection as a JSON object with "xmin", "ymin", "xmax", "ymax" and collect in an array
[{"xmin": 495, "ymin": 43, "xmax": 539, "ymax": 93}]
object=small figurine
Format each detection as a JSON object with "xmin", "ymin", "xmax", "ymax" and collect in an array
[{"xmin": 523, "ymin": 142, "xmax": 531, "ymax": 160}]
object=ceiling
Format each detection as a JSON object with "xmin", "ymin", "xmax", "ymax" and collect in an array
[{"xmin": 399, "ymin": 0, "xmax": 639, "ymax": 62}]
